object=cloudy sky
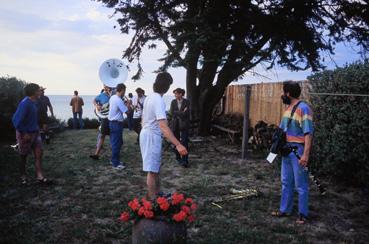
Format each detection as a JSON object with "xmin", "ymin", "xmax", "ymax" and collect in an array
[{"xmin": 0, "ymin": 0, "xmax": 364, "ymax": 95}]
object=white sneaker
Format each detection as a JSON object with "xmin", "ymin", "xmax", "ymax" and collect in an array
[{"xmin": 112, "ymin": 163, "xmax": 127, "ymax": 170}]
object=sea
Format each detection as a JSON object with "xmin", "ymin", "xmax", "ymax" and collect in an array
[{"xmin": 48, "ymin": 95, "xmax": 174, "ymax": 121}]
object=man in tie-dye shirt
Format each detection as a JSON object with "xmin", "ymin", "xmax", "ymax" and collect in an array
[{"xmin": 272, "ymin": 81, "xmax": 313, "ymax": 225}]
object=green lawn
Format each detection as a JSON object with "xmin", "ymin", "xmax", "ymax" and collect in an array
[{"xmin": 0, "ymin": 129, "xmax": 368, "ymax": 243}]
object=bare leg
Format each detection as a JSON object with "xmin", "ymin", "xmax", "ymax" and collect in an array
[
  {"xmin": 19, "ymin": 155, "xmax": 27, "ymax": 179},
  {"xmin": 34, "ymin": 148, "xmax": 44, "ymax": 180},
  {"xmin": 147, "ymin": 172, "xmax": 160, "ymax": 200},
  {"xmin": 95, "ymin": 134, "xmax": 105, "ymax": 156}
]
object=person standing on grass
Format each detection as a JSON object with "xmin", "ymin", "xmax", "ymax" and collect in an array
[
  {"xmin": 12, "ymin": 83, "xmax": 50, "ymax": 185},
  {"xmin": 126, "ymin": 93, "xmax": 134, "ymax": 131},
  {"xmin": 69, "ymin": 90, "xmax": 84, "ymax": 129},
  {"xmin": 37, "ymin": 86, "xmax": 54, "ymax": 143},
  {"xmin": 140, "ymin": 72, "xmax": 188, "ymax": 200},
  {"xmin": 132, "ymin": 87, "xmax": 146, "ymax": 143},
  {"xmin": 271, "ymin": 81, "xmax": 313, "ymax": 225},
  {"xmin": 108, "ymin": 83, "xmax": 128, "ymax": 169},
  {"xmin": 169, "ymin": 88, "xmax": 190, "ymax": 168},
  {"xmin": 90, "ymin": 85, "xmax": 112, "ymax": 160}
]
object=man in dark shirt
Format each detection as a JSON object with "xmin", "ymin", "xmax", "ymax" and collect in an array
[
  {"xmin": 169, "ymin": 88, "xmax": 190, "ymax": 167},
  {"xmin": 38, "ymin": 87, "xmax": 54, "ymax": 143},
  {"xmin": 12, "ymin": 83, "xmax": 50, "ymax": 185}
]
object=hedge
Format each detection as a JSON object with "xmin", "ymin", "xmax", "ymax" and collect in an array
[
  {"xmin": 308, "ymin": 60, "xmax": 369, "ymax": 186},
  {"xmin": 0, "ymin": 77, "xmax": 26, "ymax": 140}
]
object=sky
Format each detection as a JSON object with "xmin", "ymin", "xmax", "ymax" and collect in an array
[{"xmin": 0, "ymin": 0, "xmax": 365, "ymax": 95}]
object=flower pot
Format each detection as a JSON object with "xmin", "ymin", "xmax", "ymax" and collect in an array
[{"xmin": 132, "ymin": 218, "xmax": 187, "ymax": 244}]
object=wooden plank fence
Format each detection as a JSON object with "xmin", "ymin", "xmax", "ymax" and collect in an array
[{"xmin": 224, "ymin": 81, "xmax": 310, "ymax": 127}]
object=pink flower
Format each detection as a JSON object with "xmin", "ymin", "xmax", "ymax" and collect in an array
[
  {"xmin": 144, "ymin": 210, "xmax": 154, "ymax": 219},
  {"xmin": 119, "ymin": 212, "xmax": 130, "ymax": 222},
  {"xmin": 173, "ymin": 210, "xmax": 187, "ymax": 222},
  {"xmin": 185, "ymin": 198, "xmax": 193, "ymax": 205}
]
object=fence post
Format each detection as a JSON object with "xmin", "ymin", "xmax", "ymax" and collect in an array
[{"xmin": 242, "ymin": 85, "xmax": 252, "ymax": 159}]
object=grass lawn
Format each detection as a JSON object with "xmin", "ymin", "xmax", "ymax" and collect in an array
[{"xmin": 1, "ymin": 129, "xmax": 368, "ymax": 243}]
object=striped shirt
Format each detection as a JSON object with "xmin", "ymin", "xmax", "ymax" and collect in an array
[{"xmin": 279, "ymin": 101, "xmax": 313, "ymax": 144}]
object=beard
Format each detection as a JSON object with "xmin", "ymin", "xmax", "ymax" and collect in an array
[{"xmin": 281, "ymin": 94, "xmax": 291, "ymax": 105}]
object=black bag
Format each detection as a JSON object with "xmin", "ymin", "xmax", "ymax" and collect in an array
[{"xmin": 270, "ymin": 101, "xmax": 301, "ymax": 156}]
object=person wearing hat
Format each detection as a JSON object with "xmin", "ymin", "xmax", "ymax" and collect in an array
[
  {"xmin": 169, "ymin": 88, "xmax": 190, "ymax": 167},
  {"xmin": 132, "ymin": 87, "xmax": 146, "ymax": 143},
  {"xmin": 37, "ymin": 86, "xmax": 54, "ymax": 143}
]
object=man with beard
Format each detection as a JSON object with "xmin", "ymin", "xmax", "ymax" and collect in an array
[{"xmin": 272, "ymin": 81, "xmax": 313, "ymax": 225}]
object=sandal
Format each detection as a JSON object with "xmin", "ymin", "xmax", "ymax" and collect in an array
[
  {"xmin": 296, "ymin": 214, "xmax": 308, "ymax": 224},
  {"xmin": 20, "ymin": 177, "xmax": 28, "ymax": 185},
  {"xmin": 37, "ymin": 177, "xmax": 52, "ymax": 185},
  {"xmin": 271, "ymin": 210, "xmax": 290, "ymax": 217}
]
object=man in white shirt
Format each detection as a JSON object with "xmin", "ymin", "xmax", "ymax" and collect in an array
[
  {"xmin": 108, "ymin": 83, "xmax": 128, "ymax": 169},
  {"xmin": 132, "ymin": 87, "xmax": 146, "ymax": 142},
  {"xmin": 140, "ymin": 72, "xmax": 188, "ymax": 200}
]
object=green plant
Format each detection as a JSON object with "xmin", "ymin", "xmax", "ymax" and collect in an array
[
  {"xmin": 0, "ymin": 76, "xmax": 26, "ymax": 140},
  {"xmin": 308, "ymin": 60, "xmax": 369, "ymax": 186},
  {"xmin": 67, "ymin": 118, "xmax": 100, "ymax": 129}
]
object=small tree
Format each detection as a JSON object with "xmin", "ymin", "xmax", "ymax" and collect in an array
[
  {"xmin": 0, "ymin": 77, "xmax": 26, "ymax": 139},
  {"xmin": 309, "ymin": 60, "xmax": 369, "ymax": 186},
  {"xmin": 96, "ymin": 0, "xmax": 369, "ymax": 135}
]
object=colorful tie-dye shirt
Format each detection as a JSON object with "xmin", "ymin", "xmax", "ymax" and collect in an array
[{"xmin": 279, "ymin": 101, "xmax": 313, "ymax": 144}]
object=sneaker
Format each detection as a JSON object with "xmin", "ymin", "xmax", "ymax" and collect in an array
[{"xmin": 112, "ymin": 163, "xmax": 127, "ymax": 170}]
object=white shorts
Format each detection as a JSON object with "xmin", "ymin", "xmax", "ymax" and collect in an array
[{"xmin": 140, "ymin": 128, "xmax": 162, "ymax": 173}]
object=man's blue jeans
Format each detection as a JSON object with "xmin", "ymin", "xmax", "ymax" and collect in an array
[
  {"xmin": 280, "ymin": 143, "xmax": 309, "ymax": 217},
  {"xmin": 109, "ymin": 121, "xmax": 124, "ymax": 167},
  {"xmin": 73, "ymin": 111, "xmax": 83, "ymax": 129}
]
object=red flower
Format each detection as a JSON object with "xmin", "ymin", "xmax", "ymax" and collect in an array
[
  {"xmin": 173, "ymin": 210, "xmax": 187, "ymax": 222},
  {"xmin": 185, "ymin": 198, "xmax": 193, "ymax": 205},
  {"xmin": 119, "ymin": 211, "xmax": 130, "ymax": 222},
  {"xmin": 144, "ymin": 210, "xmax": 154, "ymax": 219},
  {"xmin": 141, "ymin": 198, "xmax": 152, "ymax": 210},
  {"xmin": 157, "ymin": 197, "xmax": 170, "ymax": 211},
  {"xmin": 138, "ymin": 206, "xmax": 145, "ymax": 216},
  {"xmin": 188, "ymin": 215, "xmax": 196, "ymax": 223},
  {"xmin": 128, "ymin": 198, "xmax": 141, "ymax": 211},
  {"xmin": 172, "ymin": 192, "xmax": 184, "ymax": 205},
  {"xmin": 181, "ymin": 205, "xmax": 191, "ymax": 214}
]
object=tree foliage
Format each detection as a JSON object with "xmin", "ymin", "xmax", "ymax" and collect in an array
[
  {"xmin": 309, "ymin": 60, "xmax": 369, "ymax": 186},
  {"xmin": 0, "ymin": 76, "xmax": 26, "ymax": 140},
  {"xmin": 97, "ymin": 0, "xmax": 369, "ymax": 134}
]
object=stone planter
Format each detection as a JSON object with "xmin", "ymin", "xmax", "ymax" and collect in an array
[{"xmin": 132, "ymin": 218, "xmax": 187, "ymax": 244}]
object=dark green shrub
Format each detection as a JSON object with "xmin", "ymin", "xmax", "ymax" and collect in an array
[
  {"xmin": 308, "ymin": 60, "xmax": 369, "ymax": 186},
  {"xmin": 67, "ymin": 118, "xmax": 99, "ymax": 129},
  {"xmin": 0, "ymin": 77, "xmax": 26, "ymax": 140}
]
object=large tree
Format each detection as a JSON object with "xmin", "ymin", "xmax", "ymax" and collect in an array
[{"xmin": 97, "ymin": 0, "xmax": 369, "ymax": 135}]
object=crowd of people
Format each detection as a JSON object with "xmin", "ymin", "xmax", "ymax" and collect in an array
[{"xmin": 11, "ymin": 76, "xmax": 313, "ymax": 224}]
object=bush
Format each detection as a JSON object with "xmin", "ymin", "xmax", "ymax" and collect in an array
[
  {"xmin": 308, "ymin": 60, "xmax": 369, "ymax": 186},
  {"xmin": 0, "ymin": 77, "xmax": 26, "ymax": 140},
  {"xmin": 67, "ymin": 117, "xmax": 100, "ymax": 129}
]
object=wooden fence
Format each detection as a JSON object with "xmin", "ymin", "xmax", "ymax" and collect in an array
[{"xmin": 224, "ymin": 81, "xmax": 310, "ymax": 127}]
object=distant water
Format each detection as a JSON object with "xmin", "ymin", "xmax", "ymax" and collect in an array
[{"xmin": 48, "ymin": 95, "xmax": 174, "ymax": 121}]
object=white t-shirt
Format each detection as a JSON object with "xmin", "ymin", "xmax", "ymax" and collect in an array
[
  {"xmin": 141, "ymin": 93, "xmax": 167, "ymax": 136},
  {"xmin": 132, "ymin": 95, "xmax": 146, "ymax": 119},
  {"xmin": 108, "ymin": 94, "xmax": 128, "ymax": 122}
]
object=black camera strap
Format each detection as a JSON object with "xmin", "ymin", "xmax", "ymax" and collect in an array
[{"xmin": 286, "ymin": 101, "xmax": 302, "ymax": 130}]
